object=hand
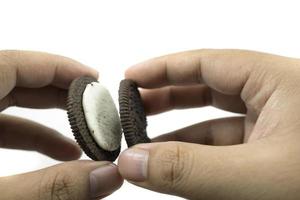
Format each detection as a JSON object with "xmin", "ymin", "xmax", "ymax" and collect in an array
[
  {"xmin": 0, "ymin": 50, "xmax": 123, "ymax": 200},
  {"xmin": 118, "ymin": 49, "xmax": 300, "ymax": 200}
]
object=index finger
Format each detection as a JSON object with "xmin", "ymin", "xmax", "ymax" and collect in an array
[
  {"xmin": 125, "ymin": 49, "xmax": 276, "ymax": 95},
  {"xmin": 0, "ymin": 50, "xmax": 98, "ymax": 99}
]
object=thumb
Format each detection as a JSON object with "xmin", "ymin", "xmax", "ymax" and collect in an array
[
  {"xmin": 118, "ymin": 141, "xmax": 279, "ymax": 200},
  {"xmin": 0, "ymin": 160, "xmax": 123, "ymax": 200},
  {"xmin": 118, "ymin": 141, "xmax": 213, "ymax": 198}
]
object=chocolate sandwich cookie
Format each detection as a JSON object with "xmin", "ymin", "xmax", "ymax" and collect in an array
[
  {"xmin": 119, "ymin": 79, "xmax": 151, "ymax": 147},
  {"xmin": 67, "ymin": 76, "xmax": 121, "ymax": 161}
]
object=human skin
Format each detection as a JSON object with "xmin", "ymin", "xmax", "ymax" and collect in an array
[
  {"xmin": 0, "ymin": 50, "xmax": 123, "ymax": 200},
  {"xmin": 118, "ymin": 49, "xmax": 300, "ymax": 200}
]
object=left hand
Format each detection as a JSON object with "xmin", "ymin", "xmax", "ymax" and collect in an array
[{"xmin": 0, "ymin": 50, "xmax": 123, "ymax": 200}]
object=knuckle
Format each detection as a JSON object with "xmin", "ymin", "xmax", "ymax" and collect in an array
[
  {"xmin": 241, "ymin": 66, "xmax": 280, "ymax": 116},
  {"xmin": 0, "ymin": 50, "xmax": 22, "ymax": 65},
  {"xmin": 0, "ymin": 50, "xmax": 20, "ymax": 92},
  {"xmin": 155, "ymin": 143, "xmax": 193, "ymax": 190},
  {"xmin": 39, "ymin": 169, "xmax": 78, "ymax": 200}
]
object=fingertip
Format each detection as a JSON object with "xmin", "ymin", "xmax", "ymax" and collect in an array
[
  {"xmin": 77, "ymin": 64, "xmax": 99, "ymax": 80},
  {"xmin": 61, "ymin": 139, "xmax": 83, "ymax": 161},
  {"xmin": 67, "ymin": 144, "xmax": 83, "ymax": 160},
  {"xmin": 125, "ymin": 58, "xmax": 167, "ymax": 88},
  {"xmin": 55, "ymin": 145, "xmax": 82, "ymax": 161},
  {"xmin": 125, "ymin": 61, "xmax": 150, "ymax": 84},
  {"xmin": 125, "ymin": 64, "xmax": 138, "ymax": 79},
  {"xmin": 48, "ymin": 137, "xmax": 83, "ymax": 161},
  {"xmin": 87, "ymin": 66, "xmax": 99, "ymax": 80}
]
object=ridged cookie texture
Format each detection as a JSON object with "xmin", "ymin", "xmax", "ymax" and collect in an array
[
  {"xmin": 119, "ymin": 79, "xmax": 151, "ymax": 147},
  {"xmin": 67, "ymin": 76, "xmax": 120, "ymax": 161}
]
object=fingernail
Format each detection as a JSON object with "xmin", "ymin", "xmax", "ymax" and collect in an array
[
  {"xmin": 89, "ymin": 163, "xmax": 123, "ymax": 198},
  {"xmin": 84, "ymin": 65, "xmax": 99, "ymax": 79},
  {"xmin": 90, "ymin": 68, "xmax": 99, "ymax": 79},
  {"xmin": 118, "ymin": 148, "xmax": 149, "ymax": 182}
]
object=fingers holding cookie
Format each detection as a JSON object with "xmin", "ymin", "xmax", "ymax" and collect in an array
[
  {"xmin": 0, "ymin": 50, "xmax": 98, "ymax": 110},
  {"xmin": 152, "ymin": 117, "xmax": 245, "ymax": 145},
  {"xmin": 0, "ymin": 114, "xmax": 82, "ymax": 161},
  {"xmin": 139, "ymin": 85, "xmax": 246, "ymax": 115},
  {"xmin": 125, "ymin": 49, "xmax": 281, "ymax": 115},
  {"xmin": 0, "ymin": 86, "xmax": 68, "ymax": 111}
]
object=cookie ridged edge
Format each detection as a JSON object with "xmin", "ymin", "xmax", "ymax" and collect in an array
[{"xmin": 119, "ymin": 79, "xmax": 151, "ymax": 147}]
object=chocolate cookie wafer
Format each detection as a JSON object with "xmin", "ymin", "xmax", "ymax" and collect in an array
[{"xmin": 119, "ymin": 79, "xmax": 151, "ymax": 147}]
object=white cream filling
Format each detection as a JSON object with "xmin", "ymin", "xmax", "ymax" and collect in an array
[{"xmin": 82, "ymin": 82, "xmax": 121, "ymax": 151}]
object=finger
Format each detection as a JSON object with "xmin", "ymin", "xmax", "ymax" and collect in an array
[
  {"xmin": 0, "ymin": 86, "xmax": 67, "ymax": 111},
  {"xmin": 118, "ymin": 140, "xmax": 292, "ymax": 199},
  {"xmin": 0, "ymin": 50, "xmax": 98, "ymax": 99},
  {"xmin": 0, "ymin": 114, "xmax": 81, "ymax": 161},
  {"xmin": 0, "ymin": 160, "xmax": 124, "ymax": 200},
  {"xmin": 126, "ymin": 49, "xmax": 279, "ymax": 95},
  {"xmin": 141, "ymin": 85, "xmax": 246, "ymax": 115},
  {"xmin": 153, "ymin": 117, "xmax": 245, "ymax": 145}
]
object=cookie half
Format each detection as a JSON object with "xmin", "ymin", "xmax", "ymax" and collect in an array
[
  {"xmin": 67, "ymin": 76, "xmax": 121, "ymax": 161},
  {"xmin": 119, "ymin": 79, "xmax": 151, "ymax": 147}
]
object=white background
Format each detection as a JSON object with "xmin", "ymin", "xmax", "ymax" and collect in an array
[{"xmin": 0, "ymin": 0, "xmax": 300, "ymax": 199}]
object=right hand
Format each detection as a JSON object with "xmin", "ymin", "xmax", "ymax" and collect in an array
[
  {"xmin": 0, "ymin": 50, "xmax": 123, "ymax": 200},
  {"xmin": 118, "ymin": 49, "xmax": 300, "ymax": 199}
]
